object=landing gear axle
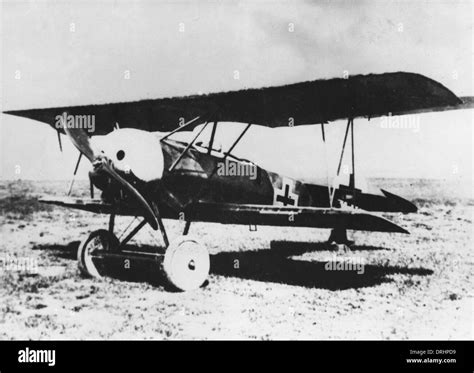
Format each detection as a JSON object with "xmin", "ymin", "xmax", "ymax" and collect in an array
[{"xmin": 77, "ymin": 218, "xmax": 209, "ymax": 291}]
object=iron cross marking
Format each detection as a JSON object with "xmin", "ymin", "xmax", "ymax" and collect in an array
[{"xmin": 276, "ymin": 184, "xmax": 295, "ymax": 206}]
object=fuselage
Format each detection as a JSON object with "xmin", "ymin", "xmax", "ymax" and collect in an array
[{"xmin": 88, "ymin": 128, "xmax": 416, "ymax": 219}]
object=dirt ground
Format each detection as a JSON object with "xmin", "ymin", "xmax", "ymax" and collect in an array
[{"xmin": 0, "ymin": 178, "xmax": 472, "ymax": 340}]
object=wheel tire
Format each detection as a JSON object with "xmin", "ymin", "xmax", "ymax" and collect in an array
[
  {"xmin": 78, "ymin": 229, "xmax": 119, "ymax": 278},
  {"xmin": 163, "ymin": 236, "xmax": 210, "ymax": 291}
]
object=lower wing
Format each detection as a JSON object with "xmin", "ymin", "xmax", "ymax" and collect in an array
[
  {"xmin": 39, "ymin": 197, "xmax": 408, "ymax": 234},
  {"xmin": 184, "ymin": 202, "xmax": 408, "ymax": 233}
]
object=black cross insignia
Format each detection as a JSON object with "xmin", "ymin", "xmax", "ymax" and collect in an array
[{"xmin": 276, "ymin": 184, "xmax": 295, "ymax": 206}]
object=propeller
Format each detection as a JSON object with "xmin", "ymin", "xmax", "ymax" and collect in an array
[{"xmin": 64, "ymin": 127, "xmax": 158, "ymax": 230}]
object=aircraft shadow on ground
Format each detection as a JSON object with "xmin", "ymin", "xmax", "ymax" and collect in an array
[
  {"xmin": 33, "ymin": 240, "xmax": 433, "ymax": 291},
  {"xmin": 211, "ymin": 240, "xmax": 433, "ymax": 290},
  {"xmin": 33, "ymin": 241, "xmax": 80, "ymax": 260}
]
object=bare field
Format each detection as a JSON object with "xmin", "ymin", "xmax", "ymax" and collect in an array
[{"xmin": 0, "ymin": 179, "xmax": 472, "ymax": 340}]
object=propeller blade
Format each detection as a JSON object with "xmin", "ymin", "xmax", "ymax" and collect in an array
[{"xmin": 63, "ymin": 127, "xmax": 96, "ymax": 161}]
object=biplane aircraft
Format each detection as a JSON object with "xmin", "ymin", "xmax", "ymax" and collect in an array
[{"xmin": 4, "ymin": 72, "xmax": 472, "ymax": 290}]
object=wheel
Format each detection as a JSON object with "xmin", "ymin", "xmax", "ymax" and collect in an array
[
  {"xmin": 78, "ymin": 229, "xmax": 119, "ymax": 278},
  {"xmin": 163, "ymin": 236, "xmax": 210, "ymax": 291}
]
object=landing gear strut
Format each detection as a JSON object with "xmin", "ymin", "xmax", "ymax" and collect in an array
[
  {"xmin": 327, "ymin": 227, "xmax": 354, "ymax": 252},
  {"xmin": 77, "ymin": 213, "xmax": 210, "ymax": 291}
]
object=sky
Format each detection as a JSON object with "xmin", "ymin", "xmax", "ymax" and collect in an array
[{"xmin": 0, "ymin": 0, "xmax": 473, "ymax": 182}]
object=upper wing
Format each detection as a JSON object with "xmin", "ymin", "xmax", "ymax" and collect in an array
[{"xmin": 3, "ymin": 72, "xmax": 467, "ymax": 135}]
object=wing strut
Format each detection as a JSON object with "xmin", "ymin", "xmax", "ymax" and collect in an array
[
  {"xmin": 160, "ymin": 115, "xmax": 202, "ymax": 142},
  {"xmin": 182, "ymin": 122, "xmax": 252, "ymax": 235},
  {"xmin": 207, "ymin": 121, "xmax": 218, "ymax": 154},
  {"xmin": 168, "ymin": 121, "xmax": 210, "ymax": 172},
  {"xmin": 320, "ymin": 123, "xmax": 332, "ymax": 207},
  {"xmin": 350, "ymin": 117, "xmax": 356, "ymax": 192},
  {"xmin": 67, "ymin": 152, "xmax": 83, "ymax": 196},
  {"xmin": 330, "ymin": 118, "xmax": 355, "ymax": 206},
  {"xmin": 56, "ymin": 130, "xmax": 63, "ymax": 152}
]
